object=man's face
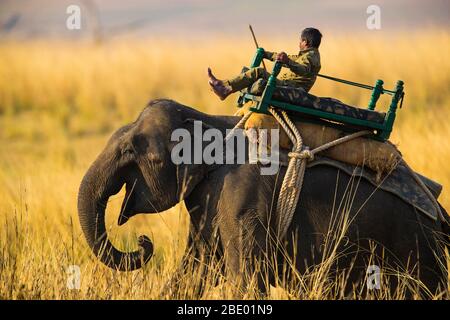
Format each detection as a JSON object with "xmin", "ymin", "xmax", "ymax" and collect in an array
[{"xmin": 299, "ymin": 39, "xmax": 308, "ymax": 51}]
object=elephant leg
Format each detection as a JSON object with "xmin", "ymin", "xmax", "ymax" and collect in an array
[
  {"xmin": 220, "ymin": 209, "xmax": 274, "ymax": 298},
  {"xmin": 160, "ymin": 223, "xmax": 221, "ymax": 299}
]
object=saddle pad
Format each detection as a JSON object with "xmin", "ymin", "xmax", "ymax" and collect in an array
[
  {"xmin": 249, "ymin": 79, "xmax": 386, "ymax": 124},
  {"xmin": 276, "ymin": 154, "xmax": 441, "ymax": 221}
]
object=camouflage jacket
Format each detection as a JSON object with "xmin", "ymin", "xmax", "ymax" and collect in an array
[{"xmin": 264, "ymin": 47, "xmax": 321, "ymax": 92}]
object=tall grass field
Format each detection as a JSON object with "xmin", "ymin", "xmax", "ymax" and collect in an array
[{"xmin": 0, "ymin": 30, "xmax": 449, "ymax": 299}]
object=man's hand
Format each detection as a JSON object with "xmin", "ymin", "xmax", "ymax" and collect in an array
[{"xmin": 276, "ymin": 52, "xmax": 289, "ymax": 64}]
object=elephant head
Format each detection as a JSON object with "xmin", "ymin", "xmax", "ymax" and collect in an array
[{"xmin": 77, "ymin": 99, "xmax": 216, "ymax": 271}]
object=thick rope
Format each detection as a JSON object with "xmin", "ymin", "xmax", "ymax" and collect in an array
[
  {"xmin": 268, "ymin": 108, "xmax": 372, "ymax": 238},
  {"xmin": 225, "ymin": 110, "xmax": 253, "ymax": 141}
]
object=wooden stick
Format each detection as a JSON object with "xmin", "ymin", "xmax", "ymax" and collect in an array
[{"xmin": 249, "ymin": 24, "xmax": 267, "ymax": 71}]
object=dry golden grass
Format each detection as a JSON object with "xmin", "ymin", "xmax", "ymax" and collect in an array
[{"xmin": 0, "ymin": 30, "xmax": 449, "ymax": 299}]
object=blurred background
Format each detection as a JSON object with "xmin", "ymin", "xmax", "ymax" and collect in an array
[
  {"xmin": 1, "ymin": 0, "xmax": 449, "ymax": 38},
  {"xmin": 0, "ymin": 0, "xmax": 448, "ymax": 299}
]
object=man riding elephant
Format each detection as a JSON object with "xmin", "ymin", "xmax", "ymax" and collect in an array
[
  {"xmin": 207, "ymin": 27, "xmax": 322, "ymax": 100},
  {"xmin": 77, "ymin": 99, "xmax": 450, "ymax": 297}
]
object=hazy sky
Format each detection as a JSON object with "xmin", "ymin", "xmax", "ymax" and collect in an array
[{"xmin": 0, "ymin": 0, "xmax": 448, "ymax": 39}]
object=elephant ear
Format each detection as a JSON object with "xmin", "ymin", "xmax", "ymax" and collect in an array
[{"xmin": 171, "ymin": 118, "xmax": 216, "ymax": 201}]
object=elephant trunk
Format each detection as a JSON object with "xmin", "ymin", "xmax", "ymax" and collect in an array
[{"xmin": 77, "ymin": 156, "xmax": 153, "ymax": 271}]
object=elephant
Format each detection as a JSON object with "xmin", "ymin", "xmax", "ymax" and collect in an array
[{"xmin": 77, "ymin": 99, "xmax": 450, "ymax": 297}]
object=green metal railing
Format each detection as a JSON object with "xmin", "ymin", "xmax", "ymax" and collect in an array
[{"xmin": 237, "ymin": 48, "xmax": 405, "ymax": 141}]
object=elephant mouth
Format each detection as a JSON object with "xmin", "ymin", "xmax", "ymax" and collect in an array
[
  {"xmin": 118, "ymin": 180, "xmax": 138, "ymax": 226},
  {"xmin": 117, "ymin": 161, "xmax": 157, "ymax": 226}
]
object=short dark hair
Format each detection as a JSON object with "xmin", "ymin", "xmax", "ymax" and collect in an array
[{"xmin": 301, "ymin": 28, "xmax": 322, "ymax": 48}]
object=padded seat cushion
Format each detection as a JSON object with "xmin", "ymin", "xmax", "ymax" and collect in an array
[{"xmin": 249, "ymin": 79, "xmax": 386, "ymax": 124}]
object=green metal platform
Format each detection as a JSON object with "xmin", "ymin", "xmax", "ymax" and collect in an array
[{"xmin": 237, "ymin": 48, "xmax": 405, "ymax": 141}]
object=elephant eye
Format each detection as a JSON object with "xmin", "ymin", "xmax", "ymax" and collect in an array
[
  {"xmin": 121, "ymin": 147, "xmax": 134, "ymax": 157},
  {"xmin": 146, "ymin": 152, "xmax": 164, "ymax": 165},
  {"xmin": 147, "ymin": 153, "xmax": 163, "ymax": 164}
]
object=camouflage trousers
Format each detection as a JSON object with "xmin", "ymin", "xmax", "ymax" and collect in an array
[{"xmin": 225, "ymin": 66, "xmax": 291, "ymax": 92}]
